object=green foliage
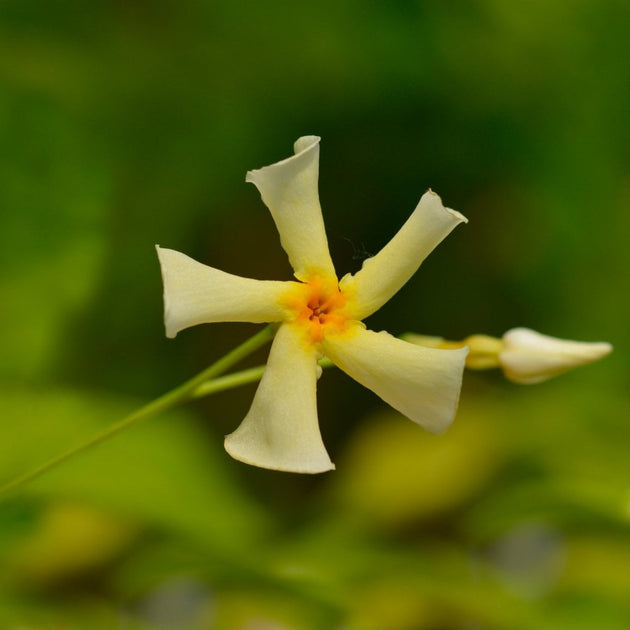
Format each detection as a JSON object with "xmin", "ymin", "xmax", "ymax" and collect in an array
[{"xmin": 1, "ymin": 0, "xmax": 628, "ymax": 627}]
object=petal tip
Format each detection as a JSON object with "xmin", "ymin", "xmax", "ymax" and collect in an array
[
  {"xmin": 244, "ymin": 168, "xmax": 258, "ymax": 184},
  {"xmin": 164, "ymin": 319, "xmax": 178, "ymax": 338},
  {"xmin": 293, "ymin": 135, "xmax": 321, "ymax": 154},
  {"xmin": 224, "ymin": 434, "xmax": 335, "ymax": 474},
  {"xmin": 155, "ymin": 245, "xmax": 177, "ymax": 338},
  {"xmin": 596, "ymin": 341, "xmax": 614, "ymax": 358},
  {"xmin": 423, "ymin": 189, "xmax": 468, "ymax": 224},
  {"xmin": 429, "ymin": 415, "xmax": 455, "ymax": 435},
  {"xmin": 245, "ymin": 135, "xmax": 321, "ymax": 186},
  {"xmin": 426, "ymin": 345, "xmax": 468, "ymax": 434},
  {"xmin": 448, "ymin": 207, "xmax": 468, "ymax": 224}
]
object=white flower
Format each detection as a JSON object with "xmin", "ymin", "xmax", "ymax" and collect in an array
[
  {"xmin": 407, "ymin": 329, "xmax": 612, "ymax": 384},
  {"xmin": 156, "ymin": 136, "xmax": 468, "ymax": 473},
  {"xmin": 499, "ymin": 327, "xmax": 613, "ymax": 384}
]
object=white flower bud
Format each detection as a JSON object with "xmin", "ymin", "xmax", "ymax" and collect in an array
[{"xmin": 499, "ymin": 328, "xmax": 612, "ymax": 384}]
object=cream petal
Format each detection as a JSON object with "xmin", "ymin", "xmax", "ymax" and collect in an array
[
  {"xmin": 224, "ymin": 323, "xmax": 334, "ymax": 473},
  {"xmin": 340, "ymin": 190, "xmax": 467, "ymax": 320},
  {"xmin": 156, "ymin": 246, "xmax": 289, "ymax": 338},
  {"xmin": 323, "ymin": 327, "xmax": 468, "ymax": 433},
  {"xmin": 246, "ymin": 136, "xmax": 337, "ymax": 283},
  {"xmin": 500, "ymin": 327, "xmax": 613, "ymax": 384}
]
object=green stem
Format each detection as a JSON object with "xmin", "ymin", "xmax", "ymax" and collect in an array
[
  {"xmin": 192, "ymin": 365, "xmax": 266, "ymax": 398},
  {"xmin": 191, "ymin": 357, "xmax": 335, "ymax": 399},
  {"xmin": 0, "ymin": 325, "xmax": 277, "ymax": 500}
]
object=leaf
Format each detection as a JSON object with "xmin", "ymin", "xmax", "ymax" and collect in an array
[{"xmin": 0, "ymin": 387, "xmax": 271, "ymax": 554}]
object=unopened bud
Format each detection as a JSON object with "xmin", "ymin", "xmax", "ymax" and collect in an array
[
  {"xmin": 499, "ymin": 327, "xmax": 612, "ymax": 384},
  {"xmin": 405, "ymin": 328, "xmax": 612, "ymax": 384}
]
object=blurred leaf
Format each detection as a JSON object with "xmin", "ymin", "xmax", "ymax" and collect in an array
[
  {"xmin": 0, "ymin": 92, "xmax": 110, "ymax": 381},
  {"xmin": 461, "ymin": 386, "xmax": 630, "ymax": 540},
  {"xmin": 0, "ymin": 387, "xmax": 271, "ymax": 554},
  {"xmin": 4, "ymin": 502, "xmax": 137, "ymax": 589},
  {"xmin": 561, "ymin": 535, "xmax": 630, "ymax": 602},
  {"xmin": 267, "ymin": 530, "xmax": 555, "ymax": 630},
  {"xmin": 0, "ymin": 594, "xmax": 153, "ymax": 630},
  {"xmin": 331, "ymin": 400, "xmax": 504, "ymax": 529},
  {"xmin": 213, "ymin": 589, "xmax": 333, "ymax": 630}
]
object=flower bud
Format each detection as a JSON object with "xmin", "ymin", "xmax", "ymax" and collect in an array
[{"xmin": 499, "ymin": 328, "xmax": 612, "ymax": 384}]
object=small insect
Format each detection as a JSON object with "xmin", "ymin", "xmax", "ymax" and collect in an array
[{"xmin": 343, "ymin": 237, "xmax": 373, "ymax": 261}]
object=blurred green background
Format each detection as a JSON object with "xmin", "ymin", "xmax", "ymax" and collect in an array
[{"xmin": 1, "ymin": 1, "xmax": 629, "ymax": 628}]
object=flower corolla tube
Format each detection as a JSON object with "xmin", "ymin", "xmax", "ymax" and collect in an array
[{"xmin": 157, "ymin": 136, "xmax": 468, "ymax": 473}]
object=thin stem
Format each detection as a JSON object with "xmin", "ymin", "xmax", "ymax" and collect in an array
[
  {"xmin": 0, "ymin": 325, "xmax": 277, "ymax": 500},
  {"xmin": 192, "ymin": 365, "xmax": 266, "ymax": 398},
  {"xmin": 403, "ymin": 332, "xmax": 502, "ymax": 370},
  {"xmin": 191, "ymin": 357, "xmax": 335, "ymax": 399}
]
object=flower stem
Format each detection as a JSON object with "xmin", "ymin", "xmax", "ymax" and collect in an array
[
  {"xmin": 190, "ymin": 356, "xmax": 335, "ymax": 399},
  {"xmin": 403, "ymin": 332, "xmax": 502, "ymax": 370},
  {"xmin": 0, "ymin": 325, "xmax": 277, "ymax": 500},
  {"xmin": 192, "ymin": 365, "xmax": 266, "ymax": 398}
]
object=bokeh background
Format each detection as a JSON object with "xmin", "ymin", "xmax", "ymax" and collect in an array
[{"xmin": 1, "ymin": 1, "xmax": 629, "ymax": 628}]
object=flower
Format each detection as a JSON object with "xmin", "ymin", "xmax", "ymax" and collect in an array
[
  {"xmin": 156, "ymin": 136, "xmax": 468, "ymax": 473},
  {"xmin": 406, "ymin": 328, "xmax": 612, "ymax": 384},
  {"xmin": 499, "ymin": 327, "xmax": 613, "ymax": 384}
]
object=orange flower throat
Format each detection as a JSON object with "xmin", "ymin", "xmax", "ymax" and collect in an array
[{"xmin": 284, "ymin": 277, "xmax": 349, "ymax": 344}]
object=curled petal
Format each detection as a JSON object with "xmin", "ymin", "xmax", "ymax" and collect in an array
[
  {"xmin": 156, "ymin": 246, "xmax": 289, "ymax": 338},
  {"xmin": 246, "ymin": 136, "xmax": 337, "ymax": 283},
  {"xmin": 224, "ymin": 323, "xmax": 334, "ymax": 473},
  {"xmin": 323, "ymin": 327, "xmax": 468, "ymax": 433},
  {"xmin": 500, "ymin": 327, "xmax": 613, "ymax": 384},
  {"xmin": 340, "ymin": 190, "xmax": 467, "ymax": 320}
]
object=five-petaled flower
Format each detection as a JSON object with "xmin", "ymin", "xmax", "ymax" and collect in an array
[{"xmin": 156, "ymin": 136, "xmax": 469, "ymax": 473}]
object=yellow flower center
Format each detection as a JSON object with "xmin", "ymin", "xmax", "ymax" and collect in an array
[{"xmin": 283, "ymin": 276, "xmax": 349, "ymax": 344}]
